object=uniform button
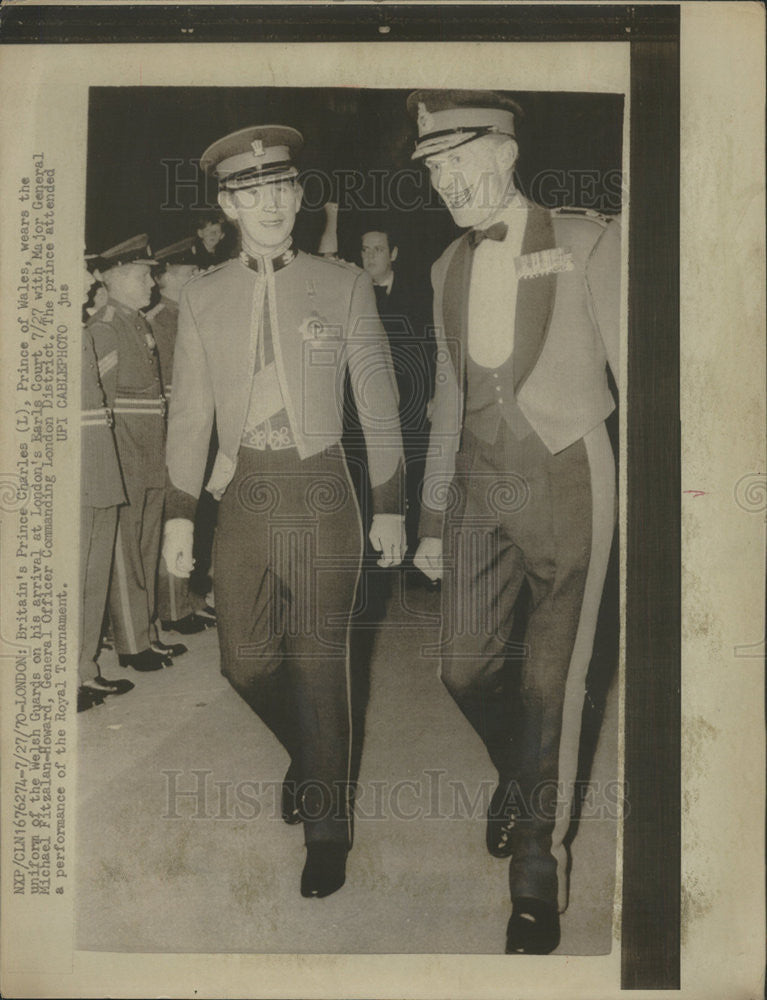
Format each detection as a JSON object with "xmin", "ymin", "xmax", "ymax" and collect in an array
[
  {"xmin": 498, "ymin": 397, "xmax": 504, "ymax": 403},
  {"xmin": 492, "ymin": 372, "xmax": 499, "ymax": 379},
  {"xmin": 495, "ymin": 385, "xmax": 501, "ymax": 391}
]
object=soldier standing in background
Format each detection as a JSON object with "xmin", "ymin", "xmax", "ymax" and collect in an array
[
  {"xmin": 89, "ymin": 235, "xmax": 185, "ymax": 672},
  {"xmin": 78, "ymin": 262, "xmax": 134, "ymax": 711},
  {"xmin": 147, "ymin": 238, "xmax": 216, "ymax": 636}
]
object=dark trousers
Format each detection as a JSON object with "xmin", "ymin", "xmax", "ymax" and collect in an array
[
  {"xmin": 214, "ymin": 444, "xmax": 362, "ymax": 846},
  {"xmin": 108, "ymin": 483, "xmax": 164, "ymax": 654},
  {"xmin": 439, "ymin": 421, "xmax": 615, "ymax": 910},
  {"xmin": 79, "ymin": 504, "xmax": 118, "ymax": 683}
]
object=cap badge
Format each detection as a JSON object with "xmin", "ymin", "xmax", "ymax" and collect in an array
[
  {"xmin": 250, "ymin": 139, "xmax": 265, "ymax": 157},
  {"xmin": 417, "ymin": 102, "xmax": 435, "ymax": 134}
]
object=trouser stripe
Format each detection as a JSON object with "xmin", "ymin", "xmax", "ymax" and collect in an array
[
  {"xmin": 340, "ymin": 442, "xmax": 363, "ymax": 847},
  {"xmin": 113, "ymin": 520, "xmax": 138, "ymax": 654},
  {"xmin": 551, "ymin": 421, "xmax": 616, "ymax": 913}
]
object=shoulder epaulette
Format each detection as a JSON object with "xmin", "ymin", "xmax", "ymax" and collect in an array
[
  {"xmin": 87, "ymin": 303, "xmax": 115, "ymax": 325},
  {"xmin": 316, "ymin": 254, "xmax": 363, "ymax": 273},
  {"xmin": 187, "ymin": 259, "xmax": 231, "ymax": 284},
  {"xmin": 552, "ymin": 206, "xmax": 613, "ymax": 227}
]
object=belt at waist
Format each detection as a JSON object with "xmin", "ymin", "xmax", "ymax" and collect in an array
[
  {"xmin": 113, "ymin": 395, "xmax": 166, "ymax": 416},
  {"xmin": 81, "ymin": 406, "xmax": 114, "ymax": 428}
]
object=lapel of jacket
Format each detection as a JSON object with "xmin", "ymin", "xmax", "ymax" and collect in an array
[
  {"xmin": 441, "ymin": 232, "xmax": 473, "ymax": 381},
  {"xmin": 513, "ymin": 201, "xmax": 557, "ymax": 392}
]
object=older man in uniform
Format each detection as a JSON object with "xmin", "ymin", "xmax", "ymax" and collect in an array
[
  {"xmin": 89, "ymin": 235, "xmax": 183, "ymax": 672},
  {"xmin": 410, "ymin": 91, "xmax": 621, "ymax": 953},
  {"xmin": 162, "ymin": 125, "xmax": 404, "ymax": 898}
]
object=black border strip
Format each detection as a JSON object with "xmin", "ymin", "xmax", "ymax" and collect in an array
[
  {"xmin": 623, "ymin": 29, "xmax": 682, "ymax": 990},
  {"xmin": 1, "ymin": 4, "xmax": 679, "ymax": 44},
  {"xmin": 0, "ymin": 3, "xmax": 682, "ymax": 989}
]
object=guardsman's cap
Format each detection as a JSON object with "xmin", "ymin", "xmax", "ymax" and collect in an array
[
  {"xmin": 84, "ymin": 251, "xmax": 103, "ymax": 273},
  {"xmin": 200, "ymin": 125, "xmax": 303, "ymax": 191},
  {"xmin": 407, "ymin": 90, "xmax": 521, "ymax": 160},
  {"xmin": 153, "ymin": 237, "xmax": 197, "ymax": 267},
  {"xmin": 98, "ymin": 233, "xmax": 156, "ymax": 271}
]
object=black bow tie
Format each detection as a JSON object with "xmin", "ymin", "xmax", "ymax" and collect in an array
[{"xmin": 469, "ymin": 222, "xmax": 508, "ymax": 249}]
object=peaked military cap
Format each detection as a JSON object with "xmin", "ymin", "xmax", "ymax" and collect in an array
[
  {"xmin": 200, "ymin": 125, "xmax": 303, "ymax": 191},
  {"xmin": 154, "ymin": 236, "xmax": 197, "ymax": 267},
  {"xmin": 84, "ymin": 251, "xmax": 103, "ymax": 273},
  {"xmin": 407, "ymin": 90, "xmax": 521, "ymax": 160},
  {"xmin": 98, "ymin": 233, "xmax": 156, "ymax": 270}
]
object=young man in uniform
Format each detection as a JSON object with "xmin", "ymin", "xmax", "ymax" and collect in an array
[
  {"xmin": 162, "ymin": 125, "xmax": 405, "ymax": 898},
  {"xmin": 410, "ymin": 90, "xmax": 621, "ymax": 953},
  {"xmin": 89, "ymin": 235, "xmax": 184, "ymax": 672}
]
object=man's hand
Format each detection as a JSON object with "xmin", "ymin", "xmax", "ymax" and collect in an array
[
  {"xmin": 414, "ymin": 536, "xmax": 443, "ymax": 581},
  {"xmin": 162, "ymin": 518, "xmax": 195, "ymax": 578},
  {"xmin": 369, "ymin": 514, "xmax": 406, "ymax": 568}
]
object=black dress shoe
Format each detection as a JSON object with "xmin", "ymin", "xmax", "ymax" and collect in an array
[
  {"xmin": 300, "ymin": 843, "xmax": 347, "ymax": 898},
  {"xmin": 77, "ymin": 686, "xmax": 106, "ymax": 712},
  {"xmin": 82, "ymin": 676, "xmax": 135, "ymax": 696},
  {"xmin": 160, "ymin": 613, "xmax": 210, "ymax": 634},
  {"xmin": 487, "ymin": 782, "xmax": 517, "ymax": 858},
  {"xmin": 281, "ymin": 765, "xmax": 302, "ymax": 825},
  {"xmin": 118, "ymin": 648, "xmax": 171, "ymax": 671},
  {"xmin": 151, "ymin": 638, "xmax": 188, "ymax": 658},
  {"xmin": 505, "ymin": 898, "xmax": 561, "ymax": 954}
]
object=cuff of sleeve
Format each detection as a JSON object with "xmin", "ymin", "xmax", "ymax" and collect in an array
[
  {"xmin": 165, "ymin": 475, "xmax": 198, "ymax": 522},
  {"xmin": 371, "ymin": 458, "xmax": 405, "ymax": 516},
  {"xmin": 418, "ymin": 506, "xmax": 444, "ymax": 540}
]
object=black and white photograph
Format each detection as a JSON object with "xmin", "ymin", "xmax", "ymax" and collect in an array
[
  {"xmin": 0, "ymin": 4, "xmax": 764, "ymax": 999},
  {"xmin": 77, "ymin": 82, "xmax": 623, "ymax": 956}
]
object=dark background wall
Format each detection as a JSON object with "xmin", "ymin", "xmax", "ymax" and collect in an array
[{"xmin": 86, "ymin": 86, "xmax": 623, "ymax": 287}]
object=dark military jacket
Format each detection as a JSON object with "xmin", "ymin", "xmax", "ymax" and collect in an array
[
  {"xmin": 86, "ymin": 299, "xmax": 166, "ymax": 490},
  {"xmin": 81, "ymin": 327, "xmax": 126, "ymax": 508},
  {"xmin": 146, "ymin": 296, "xmax": 179, "ymax": 399}
]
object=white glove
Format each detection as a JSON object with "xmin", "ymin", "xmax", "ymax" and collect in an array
[
  {"xmin": 414, "ymin": 536, "xmax": 443, "ymax": 581},
  {"xmin": 162, "ymin": 518, "xmax": 195, "ymax": 578},
  {"xmin": 369, "ymin": 513, "xmax": 406, "ymax": 568}
]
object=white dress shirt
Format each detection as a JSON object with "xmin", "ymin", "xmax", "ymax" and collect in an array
[{"xmin": 467, "ymin": 195, "xmax": 528, "ymax": 369}]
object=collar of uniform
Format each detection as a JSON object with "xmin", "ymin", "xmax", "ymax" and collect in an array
[
  {"xmin": 109, "ymin": 298, "xmax": 143, "ymax": 320},
  {"xmin": 240, "ymin": 242, "xmax": 296, "ymax": 274}
]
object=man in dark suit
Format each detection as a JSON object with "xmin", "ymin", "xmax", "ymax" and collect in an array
[
  {"xmin": 162, "ymin": 125, "xmax": 405, "ymax": 898},
  {"xmin": 360, "ymin": 226, "xmax": 434, "ymax": 556},
  {"xmin": 410, "ymin": 90, "xmax": 621, "ymax": 954}
]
